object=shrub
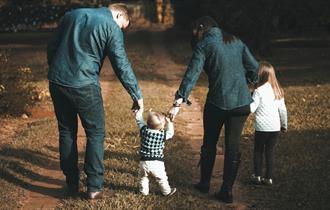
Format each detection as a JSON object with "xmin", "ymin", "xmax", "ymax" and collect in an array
[{"xmin": 0, "ymin": 50, "xmax": 36, "ymax": 116}]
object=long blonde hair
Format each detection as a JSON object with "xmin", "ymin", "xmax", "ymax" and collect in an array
[{"xmin": 257, "ymin": 61, "xmax": 284, "ymax": 99}]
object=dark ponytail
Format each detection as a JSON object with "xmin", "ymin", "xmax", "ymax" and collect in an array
[
  {"xmin": 222, "ymin": 31, "xmax": 237, "ymax": 44},
  {"xmin": 191, "ymin": 16, "xmax": 218, "ymax": 48}
]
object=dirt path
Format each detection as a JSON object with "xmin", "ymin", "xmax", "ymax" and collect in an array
[{"xmin": 145, "ymin": 27, "xmax": 248, "ymax": 209}]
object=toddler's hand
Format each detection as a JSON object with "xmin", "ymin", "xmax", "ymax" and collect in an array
[{"xmin": 168, "ymin": 106, "xmax": 180, "ymax": 121}]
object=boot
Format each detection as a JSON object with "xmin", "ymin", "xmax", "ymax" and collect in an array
[
  {"xmin": 215, "ymin": 151, "xmax": 241, "ymax": 203},
  {"xmin": 194, "ymin": 146, "xmax": 217, "ymax": 193}
]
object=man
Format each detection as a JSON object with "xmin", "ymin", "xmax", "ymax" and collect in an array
[{"xmin": 47, "ymin": 3, "xmax": 143, "ymax": 199}]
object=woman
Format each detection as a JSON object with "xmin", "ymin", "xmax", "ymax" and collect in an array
[{"xmin": 169, "ymin": 16, "xmax": 259, "ymax": 203}]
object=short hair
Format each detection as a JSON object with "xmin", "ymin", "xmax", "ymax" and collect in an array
[
  {"xmin": 147, "ymin": 111, "xmax": 165, "ymax": 130},
  {"xmin": 109, "ymin": 3, "xmax": 130, "ymax": 21}
]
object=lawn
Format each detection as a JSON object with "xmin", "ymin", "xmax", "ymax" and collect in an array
[{"xmin": 0, "ymin": 29, "xmax": 329, "ymax": 209}]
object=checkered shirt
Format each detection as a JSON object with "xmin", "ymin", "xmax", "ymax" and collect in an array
[{"xmin": 139, "ymin": 125, "xmax": 166, "ymax": 161}]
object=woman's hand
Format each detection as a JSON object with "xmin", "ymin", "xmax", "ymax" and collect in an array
[
  {"xmin": 168, "ymin": 107, "xmax": 180, "ymax": 121},
  {"xmin": 168, "ymin": 98, "xmax": 183, "ymax": 121}
]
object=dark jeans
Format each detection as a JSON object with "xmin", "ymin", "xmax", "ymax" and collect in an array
[
  {"xmin": 49, "ymin": 82, "xmax": 105, "ymax": 192},
  {"xmin": 253, "ymin": 131, "xmax": 279, "ymax": 179},
  {"xmin": 201, "ymin": 102, "xmax": 249, "ymax": 186}
]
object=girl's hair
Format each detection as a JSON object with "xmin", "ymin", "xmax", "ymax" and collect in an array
[
  {"xmin": 257, "ymin": 61, "xmax": 284, "ymax": 99},
  {"xmin": 147, "ymin": 111, "xmax": 165, "ymax": 130}
]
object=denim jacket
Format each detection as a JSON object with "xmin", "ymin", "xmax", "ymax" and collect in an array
[
  {"xmin": 176, "ymin": 27, "xmax": 259, "ymax": 110},
  {"xmin": 47, "ymin": 7, "xmax": 142, "ymax": 101}
]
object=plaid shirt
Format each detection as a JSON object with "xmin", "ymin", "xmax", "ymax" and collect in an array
[{"xmin": 135, "ymin": 114, "xmax": 174, "ymax": 161}]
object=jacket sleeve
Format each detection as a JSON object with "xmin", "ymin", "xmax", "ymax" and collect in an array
[
  {"xmin": 47, "ymin": 18, "xmax": 63, "ymax": 66},
  {"xmin": 277, "ymin": 98, "xmax": 288, "ymax": 130},
  {"xmin": 107, "ymin": 27, "xmax": 142, "ymax": 101},
  {"xmin": 242, "ymin": 44, "xmax": 259, "ymax": 85},
  {"xmin": 250, "ymin": 89, "xmax": 261, "ymax": 113},
  {"xmin": 175, "ymin": 44, "xmax": 206, "ymax": 103}
]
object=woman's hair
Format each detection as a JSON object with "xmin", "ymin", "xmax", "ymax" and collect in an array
[
  {"xmin": 109, "ymin": 3, "xmax": 130, "ymax": 21},
  {"xmin": 257, "ymin": 61, "xmax": 284, "ymax": 99},
  {"xmin": 222, "ymin": 31, "xmax": 237, "ymax": 44},
  {"xmin": 191, "ymin": 16, "xmax": 237, "ymax": 47},
  {"xmin": 191, "ymin": 16, "xmax": 218, "ymax": 48},
  {"xmin": 147, "ymin": 111, "xmax": 165, "ymax": 130}
]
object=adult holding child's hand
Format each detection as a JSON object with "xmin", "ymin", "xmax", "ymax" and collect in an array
[
  {"xmin": 171, "ymin": 16, "xmax": 259, "ymax": 203},
  {"xmin": 47, "ymin": 3, "xmax": 143, "ymax": 200}
]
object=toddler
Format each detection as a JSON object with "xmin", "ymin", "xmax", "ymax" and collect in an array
[{"xmin": 135, "ymin": 109, "xmax": 176, "ymax": 196}]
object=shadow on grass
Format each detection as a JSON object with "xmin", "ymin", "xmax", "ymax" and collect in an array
[
  {"xmin": 0, "ymin": 146, "xmax": 66, "ymax": 199},
  {"xmin": 239, "ymin": 128, "xmax": 330, "ymax": 210}
]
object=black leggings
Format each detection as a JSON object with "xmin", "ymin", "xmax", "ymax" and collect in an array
[
  {"xmin": 253, "ymin": 131, "xmax": 279, "ymax": 179},
  {"xmin": 203, "ymin": 103, "xmax": 250, "ymax": 153},
  {"xmin": 201, "ymin": 103, "xmax": 249, "ymax": 185}
]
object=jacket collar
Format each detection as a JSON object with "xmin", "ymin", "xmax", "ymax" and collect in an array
[{"xmin": 204, "ymin": 27, "xmax": 222, "ymax": 39}]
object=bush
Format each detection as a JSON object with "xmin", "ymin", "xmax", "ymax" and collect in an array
[{"xmin": 0, "ymin": 50, "xmax": 36, "ymax": 116}]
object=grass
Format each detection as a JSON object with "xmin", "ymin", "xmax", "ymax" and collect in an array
[
  {"xmin": 191, "ymin": 70, "xmax": 330, "ymax": 210},
  {"xmin": 0, "ymin": 28, "xmax": 329, "ymax": 209}
]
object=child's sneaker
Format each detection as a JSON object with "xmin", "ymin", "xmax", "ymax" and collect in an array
[
  {"xmin": 261, "ymin": 178, "xmax": 273, "ymax": 186},
  {"xmin": 165, "ymin": 188, "xmax": 176, "ymax": 196},
  {"xmin": 250, "ymin": 174, "xmax": 262, "ymax": 185}
]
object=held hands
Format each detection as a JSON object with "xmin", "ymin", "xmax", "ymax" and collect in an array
[
  {"xmin": 132, "ymin": 98, "xmax": 144, "ymax": 116},
  {"xmin": 168, "ymin": 98, "xmax": 183, "ymax": 121}
]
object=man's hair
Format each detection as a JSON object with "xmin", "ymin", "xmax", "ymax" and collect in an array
[{"xmin": 109, "ymin": 3, "xmax": 130, "ymax": 21}]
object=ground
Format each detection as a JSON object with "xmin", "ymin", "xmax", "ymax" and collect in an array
[{"xmin": 0, "ymin": 21, "xmax": 329, "ymax": 210}]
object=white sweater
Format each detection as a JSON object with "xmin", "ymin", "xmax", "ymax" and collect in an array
[{"xmin": 250, "ymin": 82, "xmax": 288, "ymax": 132}]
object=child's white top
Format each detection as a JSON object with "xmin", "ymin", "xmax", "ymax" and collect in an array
[{"xmin": 250, "ymin": 82, "xmax": 288, "ymax": 132}]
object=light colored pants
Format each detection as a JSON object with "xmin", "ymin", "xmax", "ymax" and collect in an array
[{"xmin": 139, "ymin": 160, "xmax": 171, "ymax": 195}]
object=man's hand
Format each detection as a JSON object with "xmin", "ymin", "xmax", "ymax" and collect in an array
[{"xmin": 132, "ymin": 98, "xmax": 144, "ymax": 114}]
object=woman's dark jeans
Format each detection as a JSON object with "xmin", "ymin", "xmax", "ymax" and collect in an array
[
  {"xmin": 254, "ymin": 131, "xmax": 279, "ymax": 179},
  {"xmin": 200, "ymin": 103, "xmax": 250, "ymax": 189},
  {"xmin": 49, "ymin": 82, "xmax": 105, "ymax": 192}
]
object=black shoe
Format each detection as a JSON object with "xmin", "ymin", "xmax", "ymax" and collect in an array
[
  {"xmin": 214, "ymin": 190, "xmax": 233, "ymax": 203},
  {"xmin": 66, "ymin": 185, "xmax": 79, "ymax": 198},
  {"xmin": 193, "ymin": 182, "xmax": 210, "ymax": 193}
]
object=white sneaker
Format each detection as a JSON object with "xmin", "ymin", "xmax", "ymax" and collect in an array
[
  {"xmin": 165, "ymin": 188, "xmax": 176, "ymax": 196},
  {"xmin": 262, "ymin": 178, "xmax": 273, "ymax": 185},
  {"xmin": 251, "ymin": 174, "xmax": 262, "ymax": 184}
]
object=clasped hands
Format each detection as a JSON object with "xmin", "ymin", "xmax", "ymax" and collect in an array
[{"xmin": 131, "ymin": 98, "xmax": 183, "ymax": 122}]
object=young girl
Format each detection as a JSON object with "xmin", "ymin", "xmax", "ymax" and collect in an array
[{"xmin": 250, "ymin": 61, "xmax": 288, "ymax": 185}]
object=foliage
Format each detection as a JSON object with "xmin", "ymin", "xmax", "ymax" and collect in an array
[
  {"xmin": 175, "ymin": 0, "xmax": 330, "ymax": 52},
  {"xmin": 0, "ymin": 50, "xmax": 36, "ymax": 116}
]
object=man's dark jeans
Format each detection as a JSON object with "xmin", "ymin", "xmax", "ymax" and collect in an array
[{"xmin": 49, "ymin": 82, "xmax": 105, "ymax": 192}]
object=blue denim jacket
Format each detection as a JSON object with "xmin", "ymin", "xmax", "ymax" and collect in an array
[
  {"xmin": 176, "ymin": 27, "xmax": 259, "ymax": 110},
  {"xmin": 47, "ymin": 7, "xmax": 142, "ymax": 101}
]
